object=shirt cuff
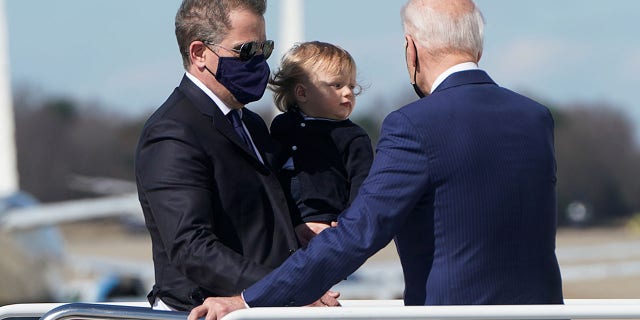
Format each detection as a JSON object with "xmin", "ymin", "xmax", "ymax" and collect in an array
[{"xmin": 241, "ymin": 290, "xmax": 251, "ymax": 308}]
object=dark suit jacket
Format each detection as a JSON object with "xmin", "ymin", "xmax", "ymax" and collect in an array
[
  {"xmin": 243, "ymin": 70, "xmax": 563, "ymax": 306},
  {"xmin": 135, "ymin": 75, "xmax": 299, "ymax": 311},
  {"xmin": 270, "ymin": 110, "xmax": 373, "ymax": 223}
]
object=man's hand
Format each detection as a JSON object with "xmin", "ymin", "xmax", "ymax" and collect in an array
[
  {"xmin": 307, "ymin": 290, "xmax": 341, "ymax": 307},
  {"xmin": 187, "ymin": 291, "xmax": 341, "ymax": 320},
  {"xmin": 188, "ymin": 296, "xmax": 245, "ymax": 320},
  {"xmin": 294, "ymin": 222, "xmax": 333, "ymax": 247}
]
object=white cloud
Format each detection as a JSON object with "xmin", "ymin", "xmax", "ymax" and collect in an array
[
  {"xmin": 483, "ymin": 37, "xmax": 584, "ymax": 85},
  {"xmin": 482, "ymin": 38, "xmax": 640, "ymax": 143}
]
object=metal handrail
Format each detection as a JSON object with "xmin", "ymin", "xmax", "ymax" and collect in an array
[
  {"xmin": 39, "ymin": 303, "xmax": 187, "ymax": 320},
  {"xmin": 2, "ymin": 300, "xmax": 640, "ymax": 320}
]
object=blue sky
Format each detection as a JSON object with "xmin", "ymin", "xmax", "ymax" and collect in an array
[{"xmin": 5, "ymin": 1, "xmax": 640, "ymax": 141}]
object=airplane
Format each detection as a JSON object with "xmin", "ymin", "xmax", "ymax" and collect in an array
[
  {"xmin": 0, "ymin": 0, "xmax": 151, "ymax": 305},
  {"xmin": 0, "ymin": 191, "xmax": 149, "ymax": 305}
]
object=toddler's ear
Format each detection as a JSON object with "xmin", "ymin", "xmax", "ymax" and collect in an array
[{"xmin": 294, "ymin": 84, "xmax": 307, "ymax": 102}]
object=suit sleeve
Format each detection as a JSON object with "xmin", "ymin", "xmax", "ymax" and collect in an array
[
  {"xmin": 243, "ymin": 110, "xmax": 433, "ymax": 306},
  {"xmin": 136, "ymin": 119, "xmax": 272, "ymax": 295}
]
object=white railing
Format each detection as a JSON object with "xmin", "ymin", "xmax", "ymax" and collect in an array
[
  {"xmin": 1, "ymin": 300, "xmax": 640, "ymax": 320},
  {"xmin": 226, "ymin": 300, "xmax": 640, "ymax": 320},
  {"xmin": 0, "ymin": 302, "xmax": 149, "ymax": 320}
]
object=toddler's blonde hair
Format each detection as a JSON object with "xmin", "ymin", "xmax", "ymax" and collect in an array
[{"xmin": 270, "ymin": 41, "xmax": 361, "ymax": 112}]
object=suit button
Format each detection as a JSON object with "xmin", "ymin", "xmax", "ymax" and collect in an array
[
  {"xmin": 291, "ymin": 146, "xmax": 298, "ymax": 151},
  {"xmin": 285, "ymin": 300, "xmax": 296, "ymax": 307},
  {"xmin": 300, "ymin": 122, "xmax": 306, "ymax": 127},
  {"xmin": 288, "ymin": 249, "xmax": 296, "ymax": 255}
]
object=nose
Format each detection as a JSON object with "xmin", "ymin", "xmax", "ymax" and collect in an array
[{"xmin": 342, "ymin": 86, "xmax": 354, "ymax": 97}]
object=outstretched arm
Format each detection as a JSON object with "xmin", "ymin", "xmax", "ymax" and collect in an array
[
  {"xmin": 244, "ymin": 110, "xmax": 432, "ymax": 306},
  {"xmin": 186, "ymin": 110, "xmax": 432, "ymax": 320}
]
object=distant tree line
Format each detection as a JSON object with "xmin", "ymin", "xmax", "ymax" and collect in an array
[
  {"xmin": 13, "ymin": 88, "xmax": 143, "ymax": 202},
  {"xmin": 12, "ymin": 88, "xmax": 640, "ymax": 226},
  {"xmin": 552, "ymin": 104, "xmax": 640, "ymax": 225}
]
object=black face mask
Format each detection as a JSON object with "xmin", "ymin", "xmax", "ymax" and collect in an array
[
  {"xmin": 205, "ymin": 54, "xmax": 270, "ymax": 104},
  {"xmin": 406, "ymin": 40, "xmax": 426, "ymax": 99}
]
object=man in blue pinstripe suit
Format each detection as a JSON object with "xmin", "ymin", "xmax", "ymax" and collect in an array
[{"xmin": 190, "ymin": 0, "xmax": 563, "ymax": 317}]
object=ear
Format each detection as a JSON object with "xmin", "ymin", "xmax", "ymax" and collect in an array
[
  {"xmin": 294, "ymin": 83, "xmax": 307, "ymax": 103},
  {"xmin": 406, "ymin": 35, "xmax": 418, "ymax": 67},
  {"xmin": 405, "ymin": 35, "xmax": 419, "ymax": 79},
  {"xmin": 189, "ymin": 41, "xmax": 208, "ymax": 68}
]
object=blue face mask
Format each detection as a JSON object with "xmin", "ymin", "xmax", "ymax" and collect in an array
[{"xmin": 206, "ymin": 54, "xmax": 270, "ymax": 104}]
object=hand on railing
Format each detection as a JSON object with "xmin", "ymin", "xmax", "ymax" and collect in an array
[
  {"xmin": 188, "ymin": 296, "xmax": 245, "ymax": 320},
  {"xmin": 308, "ymin": 290, "xmax": 341, "ymax": 307},
  {"xmin": 188, "ymin": 290, "xmax": 341, "ymax": 320}
]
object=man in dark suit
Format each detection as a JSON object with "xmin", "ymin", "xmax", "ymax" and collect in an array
[
  {"xmin": 135, "ymin": 0, "xmax": 339, "ymax": 312},
  {"xmin": 189, "ymin": 0, "xmax": 563, "ymax": 317}
]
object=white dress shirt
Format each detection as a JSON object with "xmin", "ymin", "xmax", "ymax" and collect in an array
[
  {"xmin": 430, "ymin": 62, "xmax": 479, "ymax": 93},
  {"xmin": 185, "ymin": 72, "xmax": 264, "ymax": 163}
]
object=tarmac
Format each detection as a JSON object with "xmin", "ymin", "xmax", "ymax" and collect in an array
[{"xmin": 60, "ymin": 219, "xmax": 640, "ymax": 300}]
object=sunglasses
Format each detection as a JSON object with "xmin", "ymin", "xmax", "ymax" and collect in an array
[{"xmin": 205, "ymin": 40, "xmax": 274, "ymax": 61}]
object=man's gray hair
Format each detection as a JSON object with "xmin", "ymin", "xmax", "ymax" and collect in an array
[
  {"xmin": 175, "ymin": 0, "xmax": 267, "ymax": 70},
  {"xmin": 401, "ymin": 0, "xmax": 484, "ymax": 58}
]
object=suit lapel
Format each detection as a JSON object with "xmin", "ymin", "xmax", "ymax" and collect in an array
[{"xmin": 177, "ymin": 75, "xmax": 265, "ymax": 167}]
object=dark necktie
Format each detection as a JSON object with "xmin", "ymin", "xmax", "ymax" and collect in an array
[{"xmin": 227, "ymin": 109, "xmax": 255, "ymax": 154}]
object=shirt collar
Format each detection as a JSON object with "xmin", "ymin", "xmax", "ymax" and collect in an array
[
  {"xmin": 185, "ymin": 72, "xmax": 238, "ymax": 117},
  {"xmin": 430, "ymin": 62, "xmax": 479, "ymax": 93},
  {"xmin": 298, "ymin": 109, "xmax": 338, "ymax": 122}
]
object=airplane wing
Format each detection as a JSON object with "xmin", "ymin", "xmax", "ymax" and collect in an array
[
  {"xmin": 0, "ymin": 193, "xmax": 142, "ymax": 231},
  {"xmin": 0, "ymin": 191, "xmax": 150, "ymax": 304}
]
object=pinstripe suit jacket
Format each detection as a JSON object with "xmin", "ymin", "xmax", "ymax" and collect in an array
[{"xmin": 243, "ymin": 70, "xmax": 563, "ymax": 306}]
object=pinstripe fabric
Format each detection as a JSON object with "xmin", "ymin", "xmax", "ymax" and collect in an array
[{"xmin": 243, "ymin": 70, "xmax": 563, "ymax": 307}]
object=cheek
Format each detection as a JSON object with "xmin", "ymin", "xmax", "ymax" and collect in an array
[{"xmin": 315, "ymin": 90, "xmax": 337, "ymax": 104}]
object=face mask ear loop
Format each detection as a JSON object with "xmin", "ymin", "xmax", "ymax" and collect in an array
[
  {"xmin": 407, "ymin": 39, "xmax": 426, "ymax": 98},
  {"xmin": 204, "ymin": 66, "xmax": 217, "ymax": 78},
  {"xmin": 202, "ymin": 42, "xmax": 221, "ymax": 78}
]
